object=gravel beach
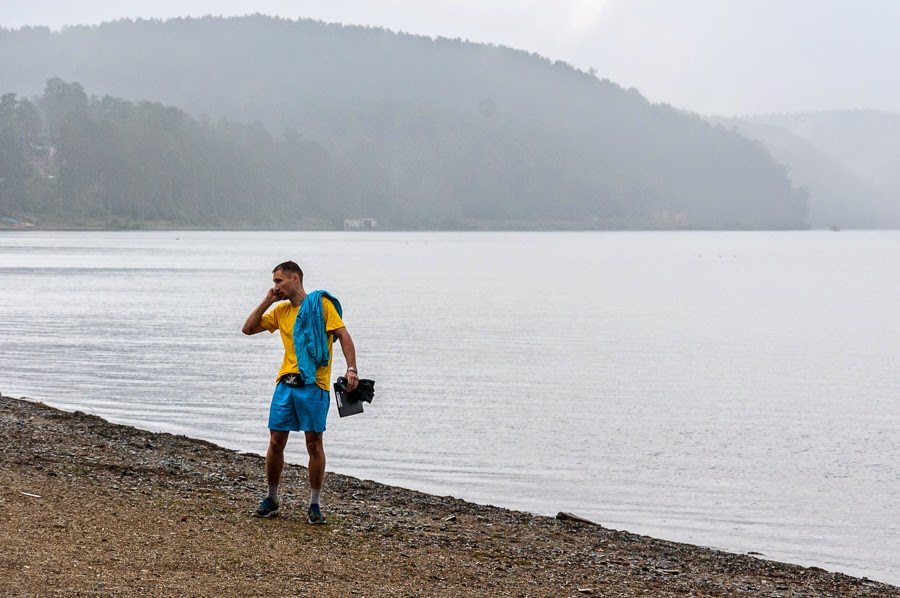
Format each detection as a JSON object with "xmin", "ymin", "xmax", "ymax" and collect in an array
[{"xmin": 2, "ymin": 394, "xmax": 897, "ymax": 597}]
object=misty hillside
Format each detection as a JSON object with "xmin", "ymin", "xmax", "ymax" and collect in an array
[
  {"xmin": 749, "ymin": 111, "xmax": 900, "ymax": 188},
  {"xmin": 712, "ymin": 117, "xmax": 895, "ymax": 228},
  {"xmin": 1, "ymin": 80, "xmax": 348, "ymax": 228},
  {"xmin": 736, "ymin": 111, "xmax": 900, "ymax": 228},
  {"xmin": 1, "ymin": 16, "xmax": 807, "ymax": 229}
]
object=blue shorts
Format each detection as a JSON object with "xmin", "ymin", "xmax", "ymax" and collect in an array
[{"xmin": 268, "ymin": 381, "xmax": 330, "ymax": 433}]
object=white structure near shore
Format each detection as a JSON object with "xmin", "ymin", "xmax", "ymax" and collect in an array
[{"xmin": 344, "ymin": 218, "xmax": 377, "ymax": 231}]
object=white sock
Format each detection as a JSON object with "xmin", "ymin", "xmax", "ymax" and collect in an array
[
  {"xmin": 268, "ymin": 484, "xmax": 279, "ymax": 502},
  {"xmin": 309, "ymin": 488, "xmax": 321, "ymax": 506}
]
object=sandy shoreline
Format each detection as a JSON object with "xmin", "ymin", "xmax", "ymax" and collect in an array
[{"xmin": 2, "ymin": 394, "xmax": 897, "ymax": 597}]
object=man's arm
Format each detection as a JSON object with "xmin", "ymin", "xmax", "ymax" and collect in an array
[
  {"xmin": 242, "ymin": 288, "xmax": 280, "ymax": 335},
  {"xmin": 332, "ymin": 327, "xmax": 359, "ymax": 391}
]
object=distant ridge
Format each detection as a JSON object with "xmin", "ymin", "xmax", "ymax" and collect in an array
[
  {"xmin": 716, "ymin": 110, "xmax": 900, "ymax": 229},
  {"xmin": 1, "ymin": 16, "xmax": 808, "ymax": 229}
]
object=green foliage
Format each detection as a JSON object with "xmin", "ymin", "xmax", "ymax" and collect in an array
[
  {"xmin": 0, "ymin": 17, "xmax": 810, "ymax": 229},
  {"xmin": 0, "ymin": 79, "xmax": 349, "ymax": 228}
]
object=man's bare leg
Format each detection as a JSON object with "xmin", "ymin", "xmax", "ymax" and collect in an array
[
  {"xmin": 305, "ymin": 431, "xmax": 326, "ymax": 522},
  {"xmin": 266, "ymin": 430, "xmax": 290, "ymax": 500},
  {"xmin": 304, "ymin": 431, "xmax": 325, "ymax": 492}
]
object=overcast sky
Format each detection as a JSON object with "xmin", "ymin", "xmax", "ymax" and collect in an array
[{"xmin": 2, "ymin": 0, "xmax": 897, "ymax": 116}]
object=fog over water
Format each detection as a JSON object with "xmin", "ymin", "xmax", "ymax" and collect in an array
[{"xmin": 1, "ymin": 230, "xmax": 898, "ymax": 584}]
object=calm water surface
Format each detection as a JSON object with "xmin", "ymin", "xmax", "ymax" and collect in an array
[{"xmin": 1, "ymin": 230, "xmax": 898, "ymax": 585}]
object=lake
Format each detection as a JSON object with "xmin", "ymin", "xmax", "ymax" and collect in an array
[{"xmin": 1, "ymin": 230, "xmax": 898, "ymax": 585}]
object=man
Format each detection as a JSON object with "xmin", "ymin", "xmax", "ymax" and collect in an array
[{"xmin": 242, "ymin": 260, "xmax": 358, "ymax": 523}]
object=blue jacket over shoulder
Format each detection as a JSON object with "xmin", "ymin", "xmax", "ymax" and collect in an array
[{"xmin": 292, "ymin": 290, "xmax": 343, "ymax": 385}]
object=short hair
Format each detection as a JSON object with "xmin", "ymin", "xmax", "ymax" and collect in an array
[{"xmin": 273, "ymin": 260, "xmax": 303, "ymax": 283}]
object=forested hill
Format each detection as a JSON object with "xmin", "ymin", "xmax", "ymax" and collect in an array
[
  {"xmin": 1, "ymin": 81, "xmax": 341, "ymax": 228},
  {"xmin": 1, "ymin": 16, "xmax": 807, "ymax": 229}
]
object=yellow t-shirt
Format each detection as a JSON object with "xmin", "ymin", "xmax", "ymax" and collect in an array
[{"xmin": 260, "ymin": 297, "xmax": 345, "ymax": 390}]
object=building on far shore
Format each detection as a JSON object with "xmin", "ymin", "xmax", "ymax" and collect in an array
[
  {"xmin": 344, "ymin": 218, "xmax": 377, "ymax": 231},
  {"xmin": 0, "ymin": 217, "xmax": 35, "ymax": 229}
]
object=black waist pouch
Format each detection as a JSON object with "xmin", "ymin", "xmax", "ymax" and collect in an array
[{"xmin": 280, "ymin": 373, "xmax": 304, "ymax": 387}]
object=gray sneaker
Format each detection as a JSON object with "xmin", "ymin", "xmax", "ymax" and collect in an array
[
  {"xmin": 254, "ymin": 497, "xmax": 279, "ymax": 518},
  {"xmin": 307, "ymin": 503, "xmax": 326, "ymax": 524}
]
